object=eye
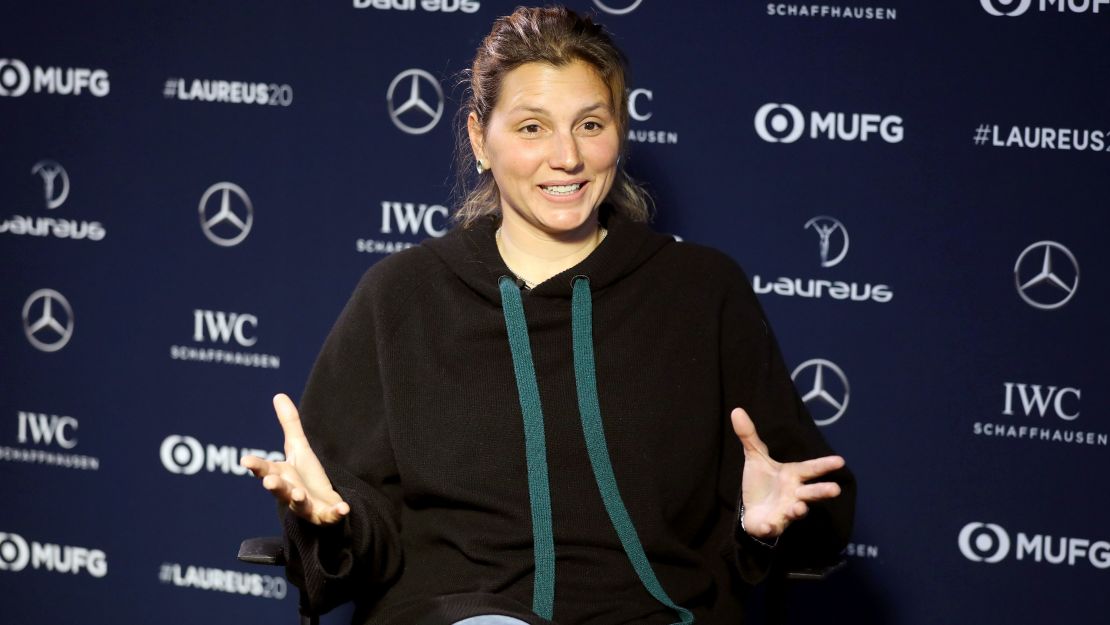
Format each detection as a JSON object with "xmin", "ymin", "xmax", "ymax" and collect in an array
[
  {"xmin": 580, "ymin": 120, "xmax": 604, "ymax": 133},
  {"xmin": 520, "ymin": 123, "xmax": 542, "ymax": 135}
]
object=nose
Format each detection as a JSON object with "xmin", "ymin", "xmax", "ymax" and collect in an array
[{"xmin": 548, "ymin": 130, "xmax": 583, "ymax": 172}]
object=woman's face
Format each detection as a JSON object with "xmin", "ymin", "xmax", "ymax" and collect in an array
[{"xmin": 470, "ymin": 60, "xmax": 620, "ymax": 239}]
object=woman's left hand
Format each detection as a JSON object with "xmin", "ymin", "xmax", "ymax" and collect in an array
[{"xmin": 730, "ymin": 407, "xmax": 846, "ymax": 540}]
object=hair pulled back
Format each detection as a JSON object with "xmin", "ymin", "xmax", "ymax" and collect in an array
[{"xmin": 454, "ymin": 6, "xmax": 652, "ymax": 227}]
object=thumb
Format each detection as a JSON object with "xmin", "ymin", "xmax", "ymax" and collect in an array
[
  {"xmin": 730, "ymin": 407, "xmax": 768, "ymax": 455},
  {"xmin": 273, "ymin": 393, "xmax": 309, "ymax": 452}
]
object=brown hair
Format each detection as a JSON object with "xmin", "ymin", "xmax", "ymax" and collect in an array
[{"xmin": 453, "ymin": 5, "xmax": 652, "ymax": 227}]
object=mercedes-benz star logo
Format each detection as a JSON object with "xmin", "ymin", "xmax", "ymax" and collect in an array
[
  {"xmin": 593, "ymin": 0, "xmax": 644, "ymax": 15},
  {"xmin": 23, "ymin": 288, "xmax": 74, "ymax": 353},
  {"xmin": 791, "ymin": 358, "xmax": 850, "ymax": 426},
  {"xmin": 198, "ymin": 182, "xmax": 253, "ymax": 247},
  {"xmin": 31, "ymin": 159, "xmax": 70, "ymax": 209},
  {"xmin": 386, "ymin": 69, "xmax": 444, "ymax": 135},
  {"xmin": 804, "ymin": 216, "xmax": 849, "ymax": 268},
  {"xmin": 1014, "ymin": 241, "xmax": 1079, "ymax": 310}
]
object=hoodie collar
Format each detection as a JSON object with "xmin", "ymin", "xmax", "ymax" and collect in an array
[{"xmin": 423, "ymin": 209, "xmax": 674, "ymax": 301}]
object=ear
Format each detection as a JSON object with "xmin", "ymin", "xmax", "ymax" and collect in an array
[{"xmin": 467, "ymin": 112, "xmax": 485, "ymax": 164}]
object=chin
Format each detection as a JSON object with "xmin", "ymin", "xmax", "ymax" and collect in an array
[{"xmin": 535, "ymin": 206, "xmax": 598, "ymax": 234}]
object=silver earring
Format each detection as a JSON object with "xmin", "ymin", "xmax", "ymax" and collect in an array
[{"xmin": 476, "ymin": 160, "xmax": 486, "ymax": 174}]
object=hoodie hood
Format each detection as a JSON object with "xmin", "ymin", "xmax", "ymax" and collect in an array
[{"xmin": 422, "ymin": 210, "xmax": 675, "ymax": 302}]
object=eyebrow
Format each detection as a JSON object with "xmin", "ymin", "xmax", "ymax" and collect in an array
[{"xmin": 508, "ymin": 102, "xmax": 611, "ymax": 117}]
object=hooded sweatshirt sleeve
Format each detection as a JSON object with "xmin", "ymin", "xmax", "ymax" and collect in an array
[
  {"xmin": 281, "ymin": 265, "xmax": 406, "ymax": 616},
  {"xmin": 716, "ymin": 259, "xmax": 856, "ymax": 584}
]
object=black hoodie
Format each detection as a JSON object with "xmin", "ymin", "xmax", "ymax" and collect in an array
[{"xmin": 282, "ymin": 212, "xmax": 855, "ymax": 625}]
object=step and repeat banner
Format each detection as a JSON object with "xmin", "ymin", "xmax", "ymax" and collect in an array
[{"xmin": 2, "ymin": 1, "xmax": 1106, "ymax": 624}]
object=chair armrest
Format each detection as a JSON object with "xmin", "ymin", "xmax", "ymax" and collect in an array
[
  {"xmin": 237, "ymin": 536, "xmax": 286, "ymax": 566},
  {"xmin": 784, "ymin": 557, "xmax": 847, "ymax": 580}
]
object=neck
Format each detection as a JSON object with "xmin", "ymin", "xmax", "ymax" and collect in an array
[{"xmin": 496, "ymin": 216, "xmax": 605, "ymax": 288}]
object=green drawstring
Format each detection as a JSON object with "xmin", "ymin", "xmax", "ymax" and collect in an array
[
  {"xmin": 499, "ymin": 275, "xmax": 694, "ymax": 624},
  {"xmin": 500, "ymin": 276, "xmax": 556, "ymax": 619},
  {"xmin": 570, "ymin": 277, "xmax": 695, "ymax": 625}
]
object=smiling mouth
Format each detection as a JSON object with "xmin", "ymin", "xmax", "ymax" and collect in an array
[{"xmin": 539, "ymin": 182, "xmax": 585, "ymax": 196}]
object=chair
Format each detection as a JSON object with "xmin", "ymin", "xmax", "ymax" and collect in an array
[
  {"xmin": 238, "ymin": 536, "xmax": 318, "ymax": 625},
  {"xmin": 239, "ymin": 535, "xmax": 845, "ymax": 625}
]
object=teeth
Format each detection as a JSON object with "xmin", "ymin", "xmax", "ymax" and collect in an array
[{"xmin": 541, "ymin": 183, "xmax": 582, "ymax": 195}]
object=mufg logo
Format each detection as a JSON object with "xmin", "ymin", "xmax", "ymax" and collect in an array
[
  {"xmin": 980, "ymin": 0, "xmax": 1110, "ymax": 15},
  {"xmin": 160, "ymin": 434, "xmax": 282, "ymax": 476},
  {"xmin": 754, "ymin": 103, "xmax": 904, "ymax": 144},
  {"xmin": 0, "ymin": 531, "xmax": 108, "ymax": 577},
  {"xmin": 959, "ymin": 522, "xmax": 1110, "ymax": 569}
]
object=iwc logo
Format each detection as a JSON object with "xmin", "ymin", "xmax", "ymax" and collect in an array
[
  {"xmin": 387, "ymin": 69, "xmax": 444, "ymax": 135},
  {"xmin": 357, "ymin": 199, "xmax": 448, "ymax": 255},
  {"xmin": 593, "ymin": 0, "xmax": 643, "ymax": 14},
  {"xmin": 198, "ymin": 182, "xmax": 253, "ymax": 247},
  {"xmin": 22, "ymin": 289, "xmax": 74, "ymax": 353},
  {"xmin": 1014, "ymin": 241, "xmax": 1078, "ymax": 310},
  {"xmin": 971, "ymin": 379, "xmax": 1104, "ymax": 447},
  {"xmin": 626, "ymin": 88, "xmax": 678, "ymax": 145},
  {"xmin": 791, "ymin": 358, "xmax": 850, "ymax": 426}
]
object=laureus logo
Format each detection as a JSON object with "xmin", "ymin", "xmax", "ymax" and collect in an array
[
  {"xmin": 31, "ymin": 160, "xmax": 70, "ymax": 209},
  {"xmin": 804, "ymin": 216, "xmax": 849, "ymax": 268}
]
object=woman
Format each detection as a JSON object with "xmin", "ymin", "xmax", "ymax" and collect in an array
[{"xmin": 242, "ymin": 7, "xmax": 854, "ymax": 625}]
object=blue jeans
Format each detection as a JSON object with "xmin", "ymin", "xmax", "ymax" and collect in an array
[{"xmin": 450, "ymin": 617, "xmax": 531, "ymax": 625}]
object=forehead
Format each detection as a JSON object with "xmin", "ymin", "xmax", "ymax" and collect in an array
[{"xmin": 494, "ymin": 60, "xmax": 612, "ymax": 114}]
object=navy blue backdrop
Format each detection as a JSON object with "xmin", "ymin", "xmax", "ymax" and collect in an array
[{"xmin": 3, "ymin": 1, "xmax": 1107, "ymax": 623}]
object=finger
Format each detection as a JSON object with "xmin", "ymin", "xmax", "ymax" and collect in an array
[
  {"xmin": 240, "ymin": 455, "xmax": 278, "ymax": 479},
  {"xmin": 291, "ymin": 489, "xmax": 350, "ymax": 525},
  {"xmin": 793, "ymin": 455, "xmax": 846, "ymax": 481},
  {"xmin": 273, "ymin": 393, "xmax": 309, "ymax": 447},
  {"xmin": 795, "ymin": 481, "xmax": 842, "ymax": 502},
  {"xmin": 730, "ymin": 408, "xmax": 769, "ymax": 455},
  {"xmin": 787, "ymin": 501, "xmax": 809, "ymax": 520},
  {"xmin": 262, "ymin": 473, "xmax": 296, "ymax": 504}
]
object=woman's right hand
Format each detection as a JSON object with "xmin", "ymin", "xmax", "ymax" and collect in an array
[{"xmin": 241, "ymin": 393, "xmax": 350, "ymax": 526}]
